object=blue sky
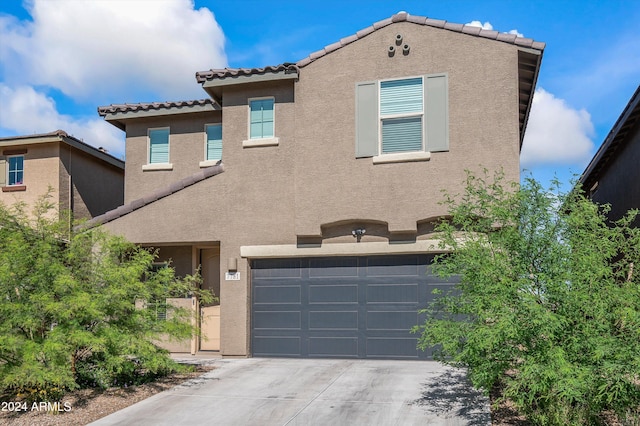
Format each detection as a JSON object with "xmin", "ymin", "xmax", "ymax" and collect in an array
[{"xmin": 1, "ymin": 0, "xmax": 638, "ymax": 190}]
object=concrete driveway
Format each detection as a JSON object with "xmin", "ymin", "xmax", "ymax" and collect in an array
[{"xmin": 89, "ymin": 358, "xmax": 489, "ymax": 426}]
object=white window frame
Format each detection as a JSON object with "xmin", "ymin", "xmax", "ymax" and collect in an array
[
  {"xmin": 372, "ymin": 76, "xmax": 431, "ymax": 164},
  {"xmin": 143, "ymin": 127, "xmax": 173, "ymax": 171},
  {"xmin": 7, "ymin": 155, "xmax": 24, "ymax": 186},
  {"xmin": 378, "ymin": 75, "xmax": 424, "ymax": 154},
  {"xmin": 200, "ymin": 123, "xmax": 223, "ymax": 168},
  {"xmin": 243, "ymin": 96, "xmax": 279, "ymax": 148}
]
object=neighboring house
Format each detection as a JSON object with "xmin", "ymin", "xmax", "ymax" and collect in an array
[
  {"xmin": 92, "ymin": 13, "xmax": 544, "ymax": 358},
  {"xmin": 580, "ymin": 85, "xmax": 640, "ymax": 227},
  {"xmin": 0, "ymin": 130, "xmax": 125, "ymax": 222}
]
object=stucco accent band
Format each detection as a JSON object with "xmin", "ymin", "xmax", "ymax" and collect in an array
[{"xmin": 240, "ymin": 240, "xmax": 446, "ymax": 259}]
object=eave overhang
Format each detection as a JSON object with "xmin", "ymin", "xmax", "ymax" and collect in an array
[
  {"xmin": 196, "ymin": 65, "xmax": 300, "ymax": 102},
  {"xmin": 0, "ymin": 130, "xmax": 124, "ymax": 169},
  {"xmin": 98, "ymin": 100, "xmax": 218, "ymax": 131},
  {"xmin": 579, "ymin": 85, "xmax": 640, "ymax": 190},
  {"xmin": 517, "ymin": 47, "xmax": 544, "ymax": 147}
]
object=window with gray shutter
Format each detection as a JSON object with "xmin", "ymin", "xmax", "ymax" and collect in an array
[
  {"xmin": 355, "ymin": 81, "xmax": 379, "ymax": 158},
  {"xmin": 355, "ymin": 73, "xmax": 449, "ymax": 158},
  {"xmin": 425, "ymin": 73, "xmax": 449, "ymax": 152},
  {"xmin": 0, "ymin": 158, "xmax": 5, "ymax": 186}
]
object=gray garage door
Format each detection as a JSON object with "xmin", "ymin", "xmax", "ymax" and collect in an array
[{"xmin": 251, "ymin": 254, "xmax": 456, "ymax": 359}]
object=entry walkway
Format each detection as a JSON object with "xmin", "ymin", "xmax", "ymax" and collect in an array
[{"xmin": 90, "ymin": 358, "xmax": 490, "ymax": 426}]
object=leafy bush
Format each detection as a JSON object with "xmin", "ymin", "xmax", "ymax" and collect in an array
[
  {"xmin": 415, "ymin": 171, "xmax": 640, "ymax": 425},
  {"xmin": 0, "ymin": 194, "xmax": 214, "ymax": 401}
]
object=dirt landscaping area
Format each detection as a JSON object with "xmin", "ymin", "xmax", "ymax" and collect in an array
[{"xmin": 0, "ymin": 365, "xmax": 214, "ymax": 426}]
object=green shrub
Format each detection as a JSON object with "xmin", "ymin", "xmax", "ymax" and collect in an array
[
  {"xmin": 415, "ymin": 171, "xmax": 640, "ymax": 425},
  {"xmin": 0, "ymin": 194, "xmax": 214, "ymax": 401}
]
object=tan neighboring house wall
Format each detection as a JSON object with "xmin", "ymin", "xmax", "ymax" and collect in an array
[
  {"xmin": 94, "ymin": 13, "xmax": 544, "ymax": 356},
  {"xmin": 0, "ymin": 131, "xmax": 125, "ymax": 222}
]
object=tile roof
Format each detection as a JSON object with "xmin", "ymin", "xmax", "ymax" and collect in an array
[
  {"xmin": 195, "ymin": 64, "xmax": 299, "ymax": 84},
  {"xmin": 80, "ymin": 163, "xmax": 225, "ymax": 230},
  {"xmin": 195, "ymin": 12, "xmax": 545, "ymax": 82},
  {"xmin": 97, "ymin": 98, "xmax": 215, "ymax": 116},
  {"xmin": 0, "ymin": 129, "xmax": 70, "ymax": 141},
  {"xmin": 0, "ymin": 129, "xmax": 124, "ymax": 168}
]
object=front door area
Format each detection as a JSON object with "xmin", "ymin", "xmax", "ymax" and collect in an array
[{"xmin": 199, "ymin": 247, "xmax": 221, "ymax": 351}]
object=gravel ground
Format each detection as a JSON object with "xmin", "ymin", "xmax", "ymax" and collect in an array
[{"xmin": 0, "ymin": 364, "xmax": 215, "ymax": 426}]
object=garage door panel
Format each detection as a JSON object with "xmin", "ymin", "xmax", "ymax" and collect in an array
[
  {"xmin": 309, "ymin": 257, "xmax": 358, "ymax": 277},
  {"xmin": 366, "ymin": 283, "xmax": 418, "ymax": 303},
  {"xmin": 308, "ymin": 337, "xmax": 358, "ymax": 357},
  {"xmin": 366, "ymin": 338, "xmax": 420, "ymax": 358},
  {"xmin": 252, "ymin": 258, "xmax": 303, "ymax": 279},
  {"xmin": 309, "ymin": 311, "xmax": 358, "ymax": 330},
  {"xmin": 309, "ymin": 284, "xmax": 358, "ymax": 304},
  {"xmin": 367, "ymin": 310, "xmax": 418, "ymax": 330},
  {"xmin": 254, "ymin": 285, "xmax": 301, "ymax": 304},
  {"xmin": 253, "ymin": 336, "xmax": 300, "ymax": 356},
  {"xmin": 253, "ymin": 311, "xmax": 301, "ymax": 329},
  {"xmin": 366, "ymin": 255, "xmax": 420, "ymax": 276}
]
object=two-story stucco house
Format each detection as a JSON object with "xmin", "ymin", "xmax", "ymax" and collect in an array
[
  {"xmin": 92, "ymin": 13, "xmax": 544, "ymax": 359},
  {"xmin": 0, "ymin": 130, "xmax": 124, "ymax": 222},
  {"xmin": 580, "ymin": 85, "xmax": 640, "ymax": 227}
]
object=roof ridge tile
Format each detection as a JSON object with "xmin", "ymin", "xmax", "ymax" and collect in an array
[
  {"xmin": 98, "ymin": 98, "xmax": 215, "ymax": 116},
  {"xmin": 288, "ymin": 13, "xmax": 544, "ymax": 69}
]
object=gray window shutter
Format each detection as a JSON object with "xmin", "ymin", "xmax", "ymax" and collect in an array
[
  {"xmin": 355, "ymin": 81, "xmax": 379, "ymax": 158},
  {"xmin": 0, "ymin": 158, "xmax": 5, "ymax": 186},
  {"xmin": 424, "ymin": 73, "xmax": 449, "ymax": 152}
]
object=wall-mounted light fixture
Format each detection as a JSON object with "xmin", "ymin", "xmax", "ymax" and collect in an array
[
  {"xmin": 402, "ymin": 44, "xmax": 410, "ymax": 55},
  {"xmin": 227, "ymin": 257, "xmax": 238, "ymax": 272},
  {"xmin": 395, "ymin": 34, "xmax": 403, "ymax": 45},
  {"xmin": 352, "ymin": 228, "xmax": 366, "ymax": 242}
]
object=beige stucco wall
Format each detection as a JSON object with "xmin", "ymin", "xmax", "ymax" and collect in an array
[
  {"xmin": 0, "ymin": 143, "xmax": 61, "ymax": 220},
  {"xmin": 104, "ymin": 22, "xmax": 524, "ymax": 356},
  {"xmin": 1, "ymin": 141, "xmax": 124, "ymax": 223},
  {"xmin": 294, "ymin": 21, "xmax": 520, "ymax": 235},
  {"xmin": 58, "ymin": 144, "xmax": 124, "ymax": 219},
  {"xmin": 59, "ymin": 145, "xmax": 124, "ymax": 220},
  {"xmin": 124, "ymin": 111, "xmax": 221, "ymax": 203}
]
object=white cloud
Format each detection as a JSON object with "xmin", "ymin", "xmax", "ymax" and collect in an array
[
  {"xmin": 466, "ymin": 20, "xmax": 523, "ymax": 37},
  {"xmin": 466, "ymin": 20, "xmax": 493, "ymax": 31},
  {"xmin": 0, "ymin": 84, "xmax": 125, "ymax": 158},
  {"xmin": 507, "ymin": 29, "xmax": 524, "ymax": 38},
  {"xmin": 521, "ymin": 88, "xmax": 595, "ymax": 167},
  {"xmin": 1, "ymin": 0, "xmax": 227, "ymax": 101}
]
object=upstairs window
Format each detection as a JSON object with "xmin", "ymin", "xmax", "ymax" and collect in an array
[
  {"xmin": 249, "ymin": 98, "xmax": 274, "ymax": 139},
  {"xmin": 7, "ymin": 155, "xmax": 24, "ymax": 186},
  {"xmin": 380, "ymin": 77, "xmax": 423, "ymax": 153},
  {"xmin": 205, "ymin": 124, "xmax": 222, "ymax": 162},
  {"xmin": 356, "ymin": 73, "xmax": 448, "ymax": 162},
  {"xmin": 148, "ymin": 128, "xmax": 170, "ymax": 164}
]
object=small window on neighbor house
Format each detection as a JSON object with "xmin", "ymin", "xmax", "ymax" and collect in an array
[
  {"xmin": 148, "ymin": 128, "xmax": 170, "ymax": 164},
  {"xmin": 7, "ymin": 155, "xmax": 24, "ymax": 186},
  {"xmin": 205, "ymin": 124, "xmax": 222, "ymax": 161},
  {"xmin": 249, "ymin": 98, "xmax": 274, "ymax": 139}
]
